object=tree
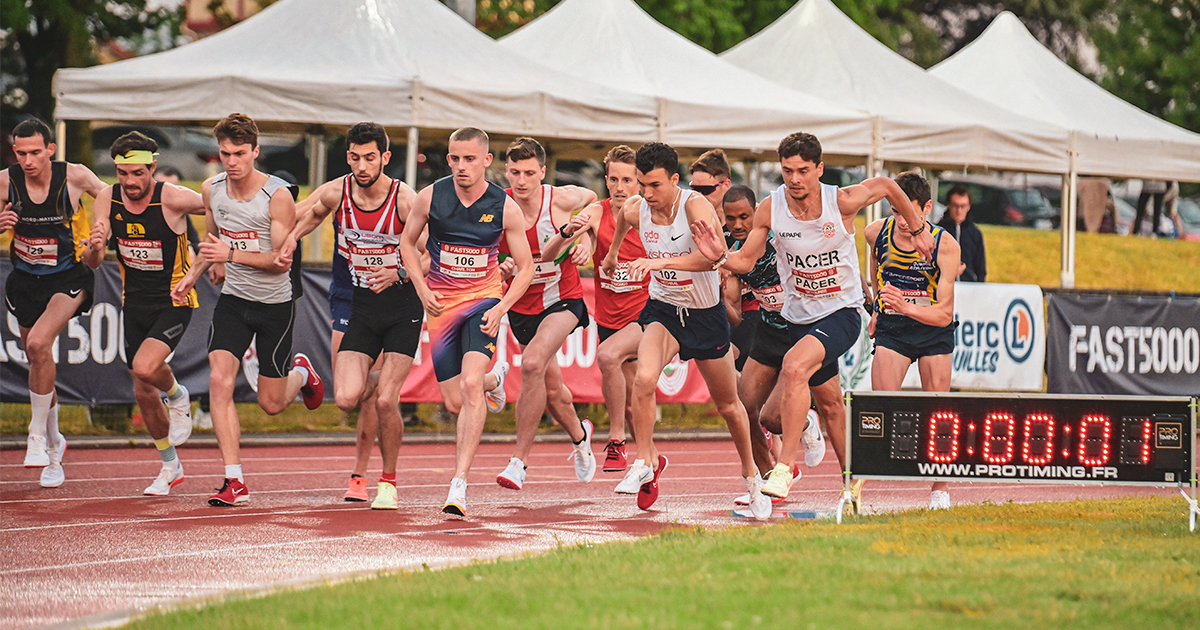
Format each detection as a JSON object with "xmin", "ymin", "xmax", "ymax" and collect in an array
[
  {"xmin": 1091, "ymin": 0, "xmax": 1200, "ymax": 134},
  {"xmin": 1, "ymin": 0, "xmax": 177, "ymax": 163}
]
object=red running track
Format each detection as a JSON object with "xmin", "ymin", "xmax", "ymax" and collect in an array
[{"xmin": 0, "ymin": 438, "xmax": 1180, "ymax": 630}]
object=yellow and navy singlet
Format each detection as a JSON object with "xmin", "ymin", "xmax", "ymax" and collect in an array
[
  {"xmin": 109, "ymin": 182, "xmax": 197, "ymax": 309},
  {"xmin": 7, "ymin": 162, "xmax": 88, "ymax": 275},
  {"xmin": 872, "ymin": 216, "xmax": 944, "ymax": 320}
]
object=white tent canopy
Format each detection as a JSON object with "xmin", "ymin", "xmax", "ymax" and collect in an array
[
  {"xmin": 498, "ymin": 0, "xmax": 873, "ymax": 156},
  {"xmin": 930, "ymin": 11, "xmax": 1200, "ymax": 183},
  {"xmin": 52, "ymin": 0, "xmax": 661, "ymax": 144},
  {"xmin": 721, "ymin": 0, "xmax": 1070, "ymax": 174}
]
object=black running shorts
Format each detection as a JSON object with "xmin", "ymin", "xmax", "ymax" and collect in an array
[
  {"xmin": 4, "ymin": 264, "xmax": 94, "ymax": 329},
  {"xmin": 638, "ymin": 298, "xmax": 731, "ymax": 362},
  {"xmin": 507, "ymin": 297, "xmax": 589, "ymax": 347},
  {"xmin": 124, "ymin": 305, "xmax": 192, "ymax": 368},
  {"xmin": 786, "ymin": 307, "xmax": 861, "ymax": 386},
  {"xmin": 874, "ymin": 314, "xmax": 957, "ymax": 361},
  {"xmin": 208, "ymin": 294, "xmax": 295, "ymax": 379},
  {"xmin": 339, "ymin": 286, "xmax": 423, "ymax": 359}
]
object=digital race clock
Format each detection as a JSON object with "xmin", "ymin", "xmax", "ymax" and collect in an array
[{"xmin": 846, "ymin": 393, "xmax": 1195, "ymax": 486}]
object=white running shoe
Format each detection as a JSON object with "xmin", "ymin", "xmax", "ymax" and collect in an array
[
  {"xmin": 496, "ymin": 456, "xmax": 526, "ymax": 490},
  {"xmin": 930, "ymin": 490, "xmax": 951, "ymax": 510},
  {"xmin": 802, "ymin": 409, "xmax": 826, "ymax": 468},
  {"xmin": 24, "ymin": 434, "xmax": 49, "ymax": 468},
  {"xmin": 745, "ymin": 475, "xmax": 772, "ymax": 520},
  {"xmin": 615, "ymin": 458, "xmax": 653, "ymax": 494},
  {"xmin": 442, "ymin": 477, "xmax": 467, "ymax": 516},
  {"xmin": 486, "ymin": 360, "xmax": 509, "ymax": 413},
  {"xmin": 39, "ymin": 434, "xmax": 66, "ymax": 488},
  {"xmin": 569, "ymin": 419, "xmax": 596, "ymax": 484},
  {"xmin": 192, "ymin": 407, "xmax": 213, "ymax": 429},
  {"xmin": 144, "ymin": 463, "xmax": 185, "ymax": 496},
  {"xmin": 166, "ymin": 384, "xmax": 193, "ymax": 446},
  {"xmin": 371, "ymin": 481, "xmax": 399, "ymax": 510}
]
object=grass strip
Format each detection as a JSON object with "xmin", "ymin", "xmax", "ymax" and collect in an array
[{"xmin": 125, "ymin": 497, "xmax": 1199, "ymax": 630}]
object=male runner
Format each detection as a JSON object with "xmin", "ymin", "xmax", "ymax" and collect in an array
[
  {"xmin": 1, "ymin": 118, "xmax": 106, "ymax": 488},
  {"xmin": 547, "ymin": 145, "xmax": 648, "ymax": 473},
  {"xmin": 690, "ymin": 132, "xmax": 934, "ymax": 501},
  {"xmin": 865, "ymin": 172, "xmax": 960, "ymax": 510},
  {"xmin": 400, "ymin": 128, "xmax": 534, "ymax": 516},
  {"xmin": 601, "ymin": 142, "xmax": 769, "ymax": 518},
  {"xmin": 171, "ymin": 113, "xmax": 325, "ymax": 507},
  {"xmin": 89, "ymin": 131, "xmax": 205, "ymax": 495},
  {"xmin": 719, "ymin": 186, "xmax": 830, "ymax": 501},
  {"xmin": 278, "ymin": 122, "xmax": 422, "ymax": 510},
  {"xmin": 494, "ymin": 137, "xmax": 597, "ymax": 490}
]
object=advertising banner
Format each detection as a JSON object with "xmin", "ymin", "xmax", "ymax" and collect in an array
[
  {"xmin": 840, "ymin": 282, "xmax": 1044, "ymax": 392},
  {"xmin": 1046, "ymin": 292, "xmax": 1200, "ymax": 395}
]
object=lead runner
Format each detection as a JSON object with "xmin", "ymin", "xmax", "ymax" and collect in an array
[{"xmin": 690, "ymin": 132, "xmax": 934, "ymax": 500}]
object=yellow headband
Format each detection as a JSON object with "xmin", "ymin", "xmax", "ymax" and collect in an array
[{"xmin": 114, "ymin": 150, "xmax": 158, "ymax": 165}]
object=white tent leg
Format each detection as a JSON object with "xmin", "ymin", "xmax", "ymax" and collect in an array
[
  {"xmin": 304, "ymin": 132, "xmax": 327, "ymax": 261},
  {"xmin": 55, "ymin": 120, "xmax": 67, "ymax": 161},
  {"xmin": 406, "ymin": 127, "xmax": 419, "ymax": 189},
  {"xmin": 1059, "ymin": 133, "xmax": 1078, "ymax": 288}
]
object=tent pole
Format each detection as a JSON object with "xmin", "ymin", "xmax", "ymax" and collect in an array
[
  {"xmin": 304, "ymin": 132, "xmax": 327, "ymax": 261},
  {"xmin": 866, "ymin": 116, "xmax": 883, "ymax": 223},
  {"xmin": 406, "ymin": 127, "xmax": 419, "ymax": 189},
  {"xmin": 55, "ymin": 120, "xmax": 66, "ymax": 161},
  {"xmin": 1059, "ymin": 132, "xmax": 1078, "ymax": 288}
]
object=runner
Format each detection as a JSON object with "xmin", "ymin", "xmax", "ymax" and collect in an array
[
  {"xmin": 689, "ymin": 131, "xmax": 934, "ymax": 501},
  {"xmin": 88, "ymin": 132, "xmax": 205, "ymax": 495},
  {"xmin": 278, "ymin": 122, "xmax": 421, "ymax": 510},
  {"xmin": 546, "ymin": 145, "xmax": 648, "ymax": 473},
  {"xmin": 1, "ymin": 118, "xmax": 106, "ymax": 488},
  {"xmin": 171, "ymin": 113, "xmax": 325, "ymax": 507},
  {"xmin": 601, "ymin": 142, "xmax": 770, "ymax": 518},
  {"xmin": 494, "ymin": 137, "xmax": 597, "ymax": 490},
  {"xmin": 864, "ymin": 172, "xmax": 960, "ymax": 510},
  {"xmin": 399, "ymin": 127, "xmax": 534, "ymax": 516},
  {"xmin": 718, "ymin": 185, "xmax": 830, "ymax": 504}
]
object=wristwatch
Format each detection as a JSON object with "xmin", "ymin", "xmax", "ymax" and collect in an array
[
  {"xmin": 909, "ymin": 222, "xmax": 927, "ymax": 237},
  {"xmin": 559, "ymin": 224, "xmax": 574, "ymax": 240}
]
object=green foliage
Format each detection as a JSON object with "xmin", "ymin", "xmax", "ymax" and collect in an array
[{"xmin": 1092, "ymin": 0, "xmax": 1200, "ymax": 134}]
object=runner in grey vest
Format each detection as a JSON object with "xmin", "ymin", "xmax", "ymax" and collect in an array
[{"xmin": 208, "ymin": 171, "xmax": 294, "ymax": 303}]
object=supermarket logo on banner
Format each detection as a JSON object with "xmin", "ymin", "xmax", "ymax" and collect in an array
[{"xmin": 953, "ymin": 297, "xmax": 1037, "ymax": 373}]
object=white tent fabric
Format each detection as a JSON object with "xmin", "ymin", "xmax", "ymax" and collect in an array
[
  {"xmin": 498, "ymin": 0, "xmax": 873, "ymax": 155},
  {"xmin": 721, "ymin": 0, "xmax": 1069, "ymax": 173},
  {"xmin": 52, "ymin": 0, "xmax": 661, "ymax": 142},
  {"xmin": 930, "ymin": 12, "xmax": 1200, "ymax": 182}
]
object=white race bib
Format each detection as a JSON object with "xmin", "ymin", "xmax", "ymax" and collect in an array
[
  {"xmin": 751, "ymin": 283, "xmax": 784, "ymax": 311},
  {"xmin": 441, "ymin": 244, "xmax": 488, "ymax": 279},
  {"xmin": 654, "ymin": 269, "xmax": 693, "ymax": 292},
  {"xmin": 600, "ymin": 263, "xmax": 639, "ymax": 293},
  {"xmin": 13, "ymin": 235, "xmax": 57, "ymax": 266},
  {"xmin": 220, "ymin": 228, "xmax": 261, "ymax": 253},
  {"xmin": 531, "ymin": 261, "xmax": 561, "ymax": 285},
  {"xmin": 791, "ymin": 267, "xmax": 841, "ymax": 297},
  {"xmin": 117, "ymin": 238, "xmax": 164, "ymax": 271},
  {"xmin": 350, "ymin": 244, "xmax": 398, "ymax": 284},
  {"xmin": 884, "ymin": 288, "xmax": 932, "ymax": 315}
]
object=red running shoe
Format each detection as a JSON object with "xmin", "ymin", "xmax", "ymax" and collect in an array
[
  {"xmin": 208, "ymin": 478, "xmax": 250, "ymax": 506},
  {"xmin": 636, "ymin": 454, "xmax": 668, "ymax": 511},
  {"xmin": 293, "ymin": 353, "xmax": 324, "ymax": 410},
  {"xmin": 603, "ymin": 439, "xmax": 628, "ymax": 472}
]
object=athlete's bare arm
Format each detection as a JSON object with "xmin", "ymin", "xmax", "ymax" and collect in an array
[
  {"xmin": 401, "ymin": 185, "xmax": 440, "ymax": 316},
  {"xmin": 840, "ymin": 178, "xmax": 934, "ymax": 260},
  {"xmin": 880, "ymin": 235, "xmax": 960, "ymax": 328},
  {"xmin": 0, "ymin": 170, "xmax": 14, "ymax": 232},
  {"xmin": 66, "ymin": 162, "xmax": 107, "ymax": 209},
  {"xmin": 160, "ymin": 184, "xmax": 206, "ymax": 236},
  {"xmin": 85, "ymin": 187, "xmax": 114, "ymax": 269},
  {"xmin": 483, "ymin": 197, "xmax": 535, "ymax": 337},
  {"xmin": 864, "ymin": 219, "xmax": 884, "ymax": 337},
  {"xmin": 195, "ymin": 186, "xmax": 294, "ymax": 274},
  {"xmin": 277, "ymin": 180, "xmax": 341, "ymax": 267},
  {"xmin": 691, "ymin": 196, "xmax": 769, "ymax": 275},
  {"xmin": 722, "ymin": 271, "xmax": 743, "ymax": 328},
  {"xmin": 630, "ymin": 194, "xmax": 728, "ymax": 280},
  {"xmin": 539, "ymin": 198, "xmax": 602, "ymax": 265},
  {"xmin": 601, "ymin": 196, "xmax": 640, "ymax": 277},
  {"xmin": 171, "ymin": 179, "xmax": 218, "ymax": 305}
]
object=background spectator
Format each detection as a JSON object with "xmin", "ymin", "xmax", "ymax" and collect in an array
[
  {"xmin": 1133, "ymin": 179, "xmax": 1168, "ymax": 237},
  {"xmin": 936, "ymin": 184, "xmax": 987, "ymax": 282}
]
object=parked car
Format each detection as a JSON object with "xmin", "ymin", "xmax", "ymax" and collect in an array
[
  {"xmin": 91, "ymin": 125, "xmax": 220, "ymax": 181},
  {"xmin": 1174, "ymin": 197, "xmax": 1200, "ymax": 242},
  {"xmin": 1114, "ymin": 196, "xmax": 1178, "ymax": 237},
  {"xmin": 937, "ymin": 179, "xmax": 1059, "ymax": 228}
]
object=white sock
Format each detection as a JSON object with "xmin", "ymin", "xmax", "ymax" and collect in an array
[
  {"xmin": 46, "ymin": 403, "xmax": 61, "ymax": 448},
  {"xmin": 225, "ymin": 464, "xmax": 244, "ymax": 481},
  {"xmin": 293, "ymin": 365, "xmax": 310, "ymax": 383},
  {"xmin": 29, "ymin": 391, "xmax": 52, "ymax": 438}
]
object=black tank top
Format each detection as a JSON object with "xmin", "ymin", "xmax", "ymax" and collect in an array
[
  {"xmin": 7, "ymin": 162, "xmax": 85, "ymax": 275},
  {"xmin": 110, "ymin": 182, "xmax": 197, "ymax": 308}
]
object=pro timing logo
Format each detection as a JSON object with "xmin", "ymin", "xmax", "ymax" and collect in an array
[{"xmin": 1004, "ymin": 299, "xmax": 1035, "ymax": 363}]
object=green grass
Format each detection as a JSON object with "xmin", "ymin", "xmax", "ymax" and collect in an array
[{"xmin": 123, "ymin": 497, "xmax": 1200, "ymax": 630}]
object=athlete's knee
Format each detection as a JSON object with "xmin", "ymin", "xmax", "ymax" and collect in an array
[
  {"xmin": 632, "ymin": 369, "xmax": 659, "ymax": 398},
  {"xmin": 129, "ymin": 357, "xmax": 160, "ymax": 384},
  {"xmin": 519, "ymin": 352, "xmax": 551, "ymax": 380},
  {"xmin": 597, "ymin": 344, "xmax": 624, "ymax": 373},
  {"xmin": 24, "ymin": 334, "xmax": 55, "ymax": 361},
  {"xmin": 780, "ymin": 355, "xmax": 819, "ymax": 382},
  {"xmin": 374, "ymin": 394, "xmax": 400, "ymax": 419},
  {"xmin": 334, "ymin": 386, "xmax": 362, "ymax": 413},
  {"xmin": 460, "ymin": 370, "xmax": 486, "ymax": 398},
  {"xmin": 258, "ymin": 392, "xmax": 289, "ymax": 416},
  {"xmin": 714, "ymin": 399, "xmax": 744, "ymax": 421},
  {"xmin": 209, "ymin": 368, "xmax": 237, "ymax": 397}
]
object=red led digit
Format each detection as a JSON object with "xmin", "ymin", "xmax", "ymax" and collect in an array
[
  {"xmin": 966, "ymin": 423, "xmax": 977, "ymax": 456},
  {"xmin": 1139, "ymin": 419, "xmax": 1152, "ymax": 465},
  {"xmin": 1021, "ymin": 414, "xmax": 1056, "ymax": 465},
  {"xmin": 927, "ymin": 411, "xmax": 961, "ymax": 463},
  {"xmin": 982, "ymin": 412, "xmax": 1015, "ymax": 464},
  {"xmin": 1077, "ymin": 415, "xmax": 1112, "ymax": 466}
]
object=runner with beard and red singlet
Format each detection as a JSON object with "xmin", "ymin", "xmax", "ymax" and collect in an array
[
  {"xmin": 172, "ymin": 113, "xmax": 325, "ymax": 507},
  {"xmin": 279, "ymin": 123, "xmax": 425, "ymax": 510},
  {"xmin": 689, "ymin": 132, "xmax": 934, "ymax": 502},
  {"xmin": 89, "ymin": 131, "xmax": 206, "ymax": 496},
  {"xmin": 601, "ymin": 142, "xmax": 770, "ymax": 518},
  {"xmin": 1, "ymin": 118, "xmax": 106, "ymax": 489},
  {"xmin": 493, "ymin": 137, "xmax": 597, "ymax": 491},
  {"xmin": 400, "ymin": 128, "xmax": 534, "ymax": 516},
  {"xmin": 865, "ymin": 172, "xmax": 960, "ymax": 510},
  {"xmin": 545, "ymin": 145, "xmax": 649, "ymax": 473}
]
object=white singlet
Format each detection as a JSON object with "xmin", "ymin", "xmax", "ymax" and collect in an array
[
  {"xmin": 638, "ymin": 189, "xmax": 719, "ymax": 309},
  {"xmin": 770, "ymin": 183, "xmax": 864, "ymax": 325},
  {"xmin": 209, "ymin": 172, "xmax": 293, "ymax": 304}
]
